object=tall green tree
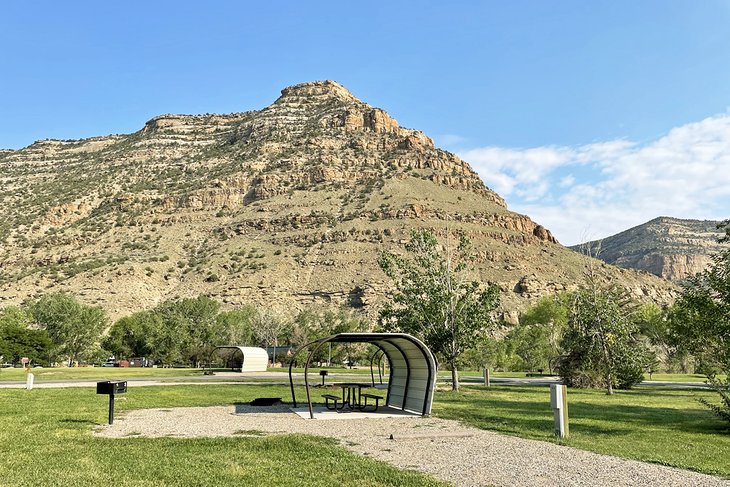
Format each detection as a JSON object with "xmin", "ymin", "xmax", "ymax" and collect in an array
[
  {"xmin": 155, "ymin": 295, "xmax": 224, "ymax": 367},
  {"xmin": 0, "ymin": 306, "xmax": 52, "ymax": 365},
  {"xmin": 670, "ymin": 233, "xmax": 730, "ymax": 426},
  {"xmin": 379, "ymin": 229, "xmax": 500, "ymax": 391},
  {"xmin": 504, "ymin": 323, "xmax": 552, "ymax": 372},
  {"xmin": 519, "ymin": 294, "xmax": 570, "ymax": 373},
  {"xmin": 103, "ymin": 310, "xmax": 162, "ymax": 360},
  {"xmin": 28, "ymin": 293, "xmax": 107, "ymax": 366},
  {"xmin": 217, "ymin": 306, "xmax": 258, "ymax": 346},
  {"xmin": 559, "ymin": 285, "xmax": 650, "ymax": 394},
  {"xmin": 670, "ymin": 247, "xmax": 730, "ymax": 374}
]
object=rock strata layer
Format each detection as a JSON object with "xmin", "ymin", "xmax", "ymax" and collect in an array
[
  {"xmin": 0, "ymin": 80, "xmax": 675, "ymax": 319},
  {"xmin": 572, "ymin": 217, "xmax": 725, "ymax": 281}
]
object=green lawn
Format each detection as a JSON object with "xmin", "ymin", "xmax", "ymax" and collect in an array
[
  {"xmin": 3, "ymin": 378, "xmax": 729, "ymax": 483},
  {"xmin": 433, "ymin": 385, "xmax": 730, "ymax": 478},
  {"xmin": 0, "ymin": 366, "xmax": 206, "ymax": 381},
  {"xmin": 0, "ymin": 384, "xmax": 442, "ymax": 487},
  {"xmin": 643, "ymin": 373, "xmax": 725, "ymax": 383}
]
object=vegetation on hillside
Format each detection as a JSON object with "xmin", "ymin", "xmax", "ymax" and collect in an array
[{"xmin": 378, "ymin": 229, "xmax": 500, "ymax": 391}]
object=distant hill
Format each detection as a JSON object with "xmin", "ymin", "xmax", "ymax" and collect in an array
[
  {"xmin": 0, "ymin": 80, "xmax": 676, "ymax": 320},
  {"xmin": 571, "ymin": 217, "xmax": 725, "ymax": 281}
]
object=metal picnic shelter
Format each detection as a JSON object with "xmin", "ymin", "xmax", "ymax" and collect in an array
[
  {"xmin": 211, "ymin": 346, "xmax": 269, "ymax": 372},
  {"xmin": 288, "ymin": 332, "xmax": 438, "ymax": 419}
]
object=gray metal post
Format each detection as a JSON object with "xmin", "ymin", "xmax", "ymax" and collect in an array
[
  {"xmin": 550, "ymin": 384, "xmax": 569, "ymax": 438},
  {"xmin": 483, "ymin": 368, "xmax": 490, "ymax": 387}
]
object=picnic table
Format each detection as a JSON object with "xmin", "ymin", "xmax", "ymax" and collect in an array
[{"xmin": 322, "ymin": 382, "xmax": 381, "ymax": 411}]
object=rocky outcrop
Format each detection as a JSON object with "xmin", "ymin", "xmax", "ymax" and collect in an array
[
  {"xmin": 0, "ymin": 80, "xmax": 677, "ymax": 320},
  {"xmin": 572, "ymin": 217, "xmax": 725, "ymax": 281}
]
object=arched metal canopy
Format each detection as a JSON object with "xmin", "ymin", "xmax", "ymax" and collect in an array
[
  {"xmin": 212, "ymin": 346, "xmax": 268, "ymax": 372},
  {"xmin": 288, "ymin": 333, "xmax": 438, "ymax": 419}
]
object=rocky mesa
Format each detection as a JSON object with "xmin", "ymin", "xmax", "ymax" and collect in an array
[
  {"xmin": 571, "ymin": 217, "xmax": 726, "ymax": 281},
  {"xmin": 0, "ymin": 80, "xmax": 676, "ymax": 320}
]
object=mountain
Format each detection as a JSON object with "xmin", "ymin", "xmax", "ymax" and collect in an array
[
  {"xmin": 571, "ymin": 217, "xmax": 725, "ymax": 281},
  {"xmin": 0, "ymin": 80, "xmax": 676, "ymax": 320}
]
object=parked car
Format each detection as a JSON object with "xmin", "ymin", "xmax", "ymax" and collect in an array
[{"xmin": 102, "ymin": 357, "xmax": 116, "ymax": 367}]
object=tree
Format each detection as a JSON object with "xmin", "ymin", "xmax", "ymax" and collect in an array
[
  {"xmin": 670, "ymin": 239, "xmax": 730, "ymax": 426},
  {"xmin": 103, "ymin": 310, "xmax": 162, "ymax": 360},
  {"xmin": 217, "ymin": 305, "xmax": 258, "ymax": 346},
  {"xmin": 252, "ymin": 309, "xmax": 289, "ymax": 365},
  {"xmin": 379, "ymin": 228, "xmax": 500, "ymax": 391},
  {"xmin": 0, "ymin": 306, "xmax": 52, "ymax": 365},
  {"xmin": 519, "ymin": 294, "xmax": 570, "ymax": 373},
  {"xmin": 29, "ymin": 293, "xmax": 107, "ymax": 366},
  {"xmin": 504, "ymin": 323, "xmax": 552, "ymax": 372},
  {"xmin": 155, "ymin": 295, "xmax": 225, "ymax": 367},
  {"xmin": 670, "ymin": 248, "xmax": 730, "ymax": 373},
  {"xmin": 558, "ymin": 285, "xmax": 650, "ymax": 394}
]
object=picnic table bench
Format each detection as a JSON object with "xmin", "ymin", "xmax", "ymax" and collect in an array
[{"xmin": 359, "ymin": 393, "xmax": 381, "ymax": 412}]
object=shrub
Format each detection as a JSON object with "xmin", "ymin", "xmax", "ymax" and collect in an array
[{"xmin": 698, "ymin": 375, "xmax": 730, "ymax": 427}]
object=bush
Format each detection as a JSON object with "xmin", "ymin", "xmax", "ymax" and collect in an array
[{"xmin": 698, "ymin": 375, "xmax": 730, "ymax": 427}]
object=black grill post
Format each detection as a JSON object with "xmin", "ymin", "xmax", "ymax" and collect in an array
[
  {"xmin": 108, "ymin": 393, "xmax": 115, "ymax": 424},
  {"xmin": 97, "ymin": 381, "xmax": 127, "ymax": 425}
]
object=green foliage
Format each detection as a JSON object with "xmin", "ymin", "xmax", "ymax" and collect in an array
[
  {"xmin": 698, "ymin": 375, "xmax": 730, "ymax": 427},
  {"xmin": 288, "ymin": 307, "xmax": 368, "ymax": 365},
  {"xmin": 670, "ymin": 248, "xmax": 730, "ymax": 374},
  {"xmin": 103, "ymin": 311, "xmax": 164, "ymax": 360},
  {"xmin": 558, "ymin": 286, "xmax": 651, "ymax": 394},
  {"xmin": 148, "ymin": 295, "xmax": 225, "ymax": 366},
  {"xmin": 379, "ymin": 229, "xmax": 500, "ymax": 390},
  {"xmin": 216, "ymin": 306, "xmax": 258, "ymax": 345},
  {"xmin": 515, "ymin": 294, "xmax": 570, "ymax": 373},
  {"xmin": 27, "ymin": 293, "xmax": 107, "ymax": 366},
  {"xmin": 671, "ymin": 242, "xmax": 730, "ymax": 423},
  {"xmin": 503, "ymin": 323, "xmax": 552, "ymax": 372},
  {"xmin": 0, "ymin": 306, "xmax": 52, "ymax": 364}
]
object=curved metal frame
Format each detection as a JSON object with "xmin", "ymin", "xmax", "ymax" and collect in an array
[
  {"xmin": 369, "ymin": 348, "xmax": 387, "ymax": 387},
  {"xmin": 287, "ymin": 333, "xmax": 437, "ymax": 419}
]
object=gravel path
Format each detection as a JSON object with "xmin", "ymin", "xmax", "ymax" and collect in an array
[{"xmin": 95, "ymin": 405, "xmax": 730, "ymax": 487}]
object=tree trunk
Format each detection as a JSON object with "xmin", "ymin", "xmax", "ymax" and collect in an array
[
  {"xmin": 451, "ymin": 364, "xmax": 459, "ymax": 391},
  {"xmin": 606, "ymin": 371, "xmax": 613, "ymax": 395}
]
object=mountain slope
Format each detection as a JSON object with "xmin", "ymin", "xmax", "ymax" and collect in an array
[
  {"xmin": 571, "ymin": 217, "xmax": 725, "ymax": 281},
  {"xmin": 0, "ymin": 80, "xmax": 675, "ymax": 319}
]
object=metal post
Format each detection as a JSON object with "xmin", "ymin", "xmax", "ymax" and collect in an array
[
  {"xmin": 26, "ymin": 372, "xmax": 34, "ymax": 391},
  {"xmin": 108, "ymin": 394, "xmax": 115, "ymax": 425},
  {"xmin": 550, "ymin": 384, "xmax": 569, "ymax": 438},
  {"xmin": 483, "ymin": 368, "xmax": 490, "ymax": 387}
]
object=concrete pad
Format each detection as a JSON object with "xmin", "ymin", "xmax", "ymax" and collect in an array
[{"xmin": 290, "ymin": 405, "xmax": 421, "ymax": 420}]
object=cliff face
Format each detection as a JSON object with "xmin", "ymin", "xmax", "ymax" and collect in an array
[
  {"xmin": 571, "ymin": 217, "xmax": 725, "ymax": 281},
  {"xmin": 0, "ymin": 80, "xmax": 675, "ymax": 319}
]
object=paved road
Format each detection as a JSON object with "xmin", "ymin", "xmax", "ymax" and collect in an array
[
  {"xmin": 0, "ymin": 372, "xmax": 711, "ymax": 389},
  {"xmin": 460, "ymin": 375, "xmax": 712, "ymax": 388}
]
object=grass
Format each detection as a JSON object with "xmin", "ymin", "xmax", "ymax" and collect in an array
[
  {"xmin": 643, "ymin": 373, "xmax": 725, "ymax": 383},
  {"xmin": 0, "ymin": 384, "xmax": 443, "ymax": 486},
  {"xmin": 3, "ymin": 371, "xmax": 729, "ymax": 481},
  {"xmin": 0, "ymin": 366, "xmax": 205, "ymax": 381},
  {"xmin": 1, "ymin": 366, "xmax": 714, "ymax": 384},
  {"xmin": 432, "ymin": 385, "xmax": 730, "ymax": 478}
]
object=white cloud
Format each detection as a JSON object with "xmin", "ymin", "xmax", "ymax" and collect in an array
[{"xmin": 458, "ymin": 112, "xmax": 730, "ymax": 246}]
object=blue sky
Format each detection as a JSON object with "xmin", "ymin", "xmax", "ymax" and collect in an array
[{"xmin": 2, "ymin": 1, "xmax": 730, "ymax": 244}]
